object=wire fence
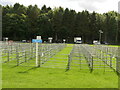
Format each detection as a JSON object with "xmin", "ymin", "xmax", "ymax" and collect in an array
[
  {"xmin": 67, "ymin": 44, "xmax": 119, "ymax": 72},
  {"xmin": 2, "ymin": 42, "xmax": 66, "ymax": 67},
  {"xmin": 1, "ymin": 42, "xmax": 119, "ymax": 73},
  {"xmin": 116, "ymin": 47, "xmax": 120, "ymax": 74},
  {"xmin": 67, "ymin": 44, "xmax": 90, "ymax": 71},
  {"xmin": 40, "ymin": 45, "xmax": 72, "ymax": 69},
  {"xmin": 2, "ymin": 42, "xmax": 36, "ymax": 66},
  {"xmin": 93, "ymin": 45, "xmax": 118, "ymax": 71}
]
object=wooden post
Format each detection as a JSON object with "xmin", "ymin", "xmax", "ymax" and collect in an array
[
  {"xmin": 31, "ymin": 43, "xmax": 33, "ymax": 59},
  {"xmin": 79, "ymin": 46, "xmax": 81, "ymax": 70},
  {"xmin": 68, "ymin": 55, "xmax": 71, "ymax": 70},
  {"xmin": 90, "ymin": 56, "xmax": 93, "ymax": 73},
  {"xmin": 7, "ymin": 50, "xmax": 9, "ymax": 62},
  {"xmin": 11, "ymin": 44, "xmax": 12, "ymax": 54},
  {"xmin": 36, "ymin": 42, "xmax": 40, "ymax": 67},
  {"xmin": 91, "ymin": 56, "xmax": 93, "ymax": 72},
  {"xmin": 66, "ymin": 55, "xmax": 71, "ymax": 71},
  {"xmin": 104, "ymin": 53, "xmax": 105, "ymax": 72},
  {"xmin": 110, "ymin": 54, "xmax": 112, "ymax": 68},
  {"xmin": 16, "ymin": 46, "xmax": 19, "ymax": 66},
  {"xmin": 100, "ymin": 50, "xmax": 102, "ymax": 67},
  {"xmin": 25, "ymin": 50, "xmax": 27, "ymax": 62}
]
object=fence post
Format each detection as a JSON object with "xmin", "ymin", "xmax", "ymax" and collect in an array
[
  {"xmin": 104, "ymin": 53, "xmax": 106, "ymax": 72},
  {"xmin": 16, "ymin": 46, "xmax": 19, "ymax": 66},
  {"xmin": 90, "ymin": 56, "xmax": 93, "ymax": 73},
  {"xmin": 106, "ymin": 47, "xmax": 109, "ymax": 64},
  {"xmin": 30, "ymin": 43, "xmax": 32, "ymax": 59},
  {"xmin": 11, "ymin": 44, "xmax": 12, "ymax": 54},
  {"xmin": 25, "ymin": 50, "xmax": 27, "ymax": 62},
  {"xmin": 110, "ymin": 54, "xmax": 112, "ymax": 68},
  {"xmin": 39, "ymin": 44, "xmax": 41, "ymax": 66},
  {"xmin": 36, "ymin": 43, "xmax": 40, "ymax": 67},
  {"xmin": 7, "ymin": 46, "xmax": 9, "ymax": 62},
  {"xmin": 78, "ymin": 46, "xmax": 81, "ymax": 70},
  {"xmin": 36, "ymin": 42, "xmax": 38, "ymax": 67},
  {"xmin": 66, "ymin": 55, "xmax": 71, "ymax": 71},
  {"xmin": 116, "ymin": 56, "xmax": 120, "ymax": 75},
  {"xmin": 80, "ymin": 55, "xmax": 81, "ymax": 70},
  {"xmin": 31, "ymin": 43, "xmax": 33, "ymax": 59},
  {"xmin": 48, "ymin": 44, "xmax": 51, "ymax": 59},
  {"xmin": 100, "ymin": 50, "xmax": 102, "ymax": 67}
]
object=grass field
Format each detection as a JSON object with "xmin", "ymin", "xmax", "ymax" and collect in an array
[{"xmin": 2, "ymin": 44, "xmax": 118, "ymax": 88}]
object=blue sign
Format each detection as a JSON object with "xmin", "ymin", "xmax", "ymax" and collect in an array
[{"xmin": 32, "ymin": 39, "xmax": 42, "ymax": 43}]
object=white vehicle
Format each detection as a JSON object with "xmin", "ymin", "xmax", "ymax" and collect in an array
[
  {"xmin": 93, "ymin": 40, "xmax": 100, "ymax": 45},
  {"xmin": 74, "ymin": 37, "xmax": 82, "ymax": 44}
]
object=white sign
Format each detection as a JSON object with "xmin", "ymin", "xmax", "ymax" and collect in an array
[
  {"xmin": 48, "ymin": 37, "xmax": 53, "ymax": 40},
  {"xmin": 32, "ymin": 39, "xmax": 42, "ymax": 43},
  {"xmin": 99, "ymin": 30, "xmax": 103, "ymax": 33},
  {"xmin": 63, "ymin": 39, "xmax": 66, "ymax": 42},
  {"xmin": 37, "ymin": 36, "xmax": 41, "ymax": 40}
]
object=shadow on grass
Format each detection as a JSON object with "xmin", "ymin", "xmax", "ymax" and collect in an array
[
  {"xmin": 18, "ymin": 67, "xmax": 38, "ymax": 73},
  {"xmin": 11, "ymin": 65, "xmax": 19, "ymax": 68},
  {"xmin": 11, "ymin": 65, "xmax": 39, "ymax": 73}
]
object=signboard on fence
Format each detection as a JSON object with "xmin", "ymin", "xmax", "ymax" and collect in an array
[{"xmin": 32, "ymin": 39, "xmax": 42, "ymax": 43}]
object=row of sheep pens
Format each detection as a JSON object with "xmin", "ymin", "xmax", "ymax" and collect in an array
[
  {"xmin": 1, "ymin": 42, "xmax": 66, "ymax": 67},
  {"xmin": 67, "ymin": 44, "xmax": 120, "ymax": 73},
  {"xmin": 1, "ymin": 41, "xmax": 120, "ymax": 74}
]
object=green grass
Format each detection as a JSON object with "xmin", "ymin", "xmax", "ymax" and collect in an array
[
  {"xmin": 90, "ymin": 44, "xmax": 120, "ymax": 47},
  {"xmin": 107, "ymin": 45, "xmax": 120, "ymax": 47},
  {"xmin": 2, "ymin": 64, "xmax": 118, "ymax": 88},
  {"xmin": 2, "ymin": 44, "xmax": 118, "ymax": 88}
]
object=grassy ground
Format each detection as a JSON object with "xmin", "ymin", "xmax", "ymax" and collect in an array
[
  {"xmin": 2, "ymin": 64, "xmax": 118, "ymax": 88},
  {"xmin": 2, "ymin": 44, "xmax": 118, "ymax": 88}
]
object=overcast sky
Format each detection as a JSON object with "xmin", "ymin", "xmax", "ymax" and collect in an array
[{"xmin": 0, "ymin": 0, "xmax": 120, "ymax": 13}]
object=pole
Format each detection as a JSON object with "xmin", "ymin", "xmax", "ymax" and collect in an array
[
  {"xmin": 99, "ymin": 30, "xmax": 103, "ymax": 44},
  {"xmin": 99, "ymin": 32, "xmax": 101, "ymax": 44},
  {"xmin": 16, "ymin": 46, "xmax": 19, "ymax": 66},
  {"xmin": 36, "ymin": 42, "xmax": 40, "ymax": 67}
]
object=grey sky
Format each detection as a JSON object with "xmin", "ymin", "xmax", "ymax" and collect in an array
[
  {"xmin": 0, "ymin": 0, "xmax": 119, "ymax": 13},
  {"xmin": 118, "ymin": 1, "xmax": 120, "ymax": 13}
]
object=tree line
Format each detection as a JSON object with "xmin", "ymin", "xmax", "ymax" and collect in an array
[{"xmin": 2, "ymin": 3, "xmax": 120, "ymax": 44}]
